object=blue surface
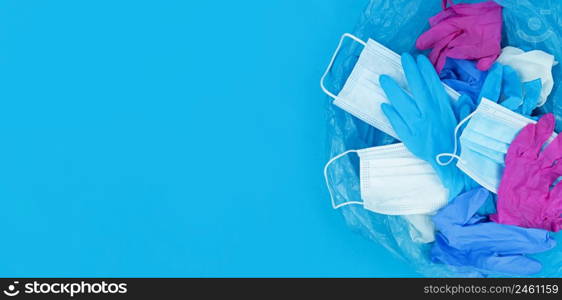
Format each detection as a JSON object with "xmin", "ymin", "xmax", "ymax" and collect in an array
[{"xmin": 0, "ymin": 0, "xmax": 417, "ymax": 276}]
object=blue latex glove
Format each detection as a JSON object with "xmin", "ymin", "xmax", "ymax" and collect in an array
[
  {"xmin": 478, "ymin": 63, "xmax": 542, "ymax": 117},
  {"xmin": 431, "ymin": 188, "xmax": 556, "ymax": 275},
  {"xmin": 440, "ymin": 58, "xmax": 488, "ymax": 107},
  {"xmin": 452, "ymin": 63, "xmax": 542, "ymax": 128},
  {"xmin": 521, "ymin": 79, "xmax": 542, "ymax": 118},
  {"xmin": 380, "ymin": 54, "xmax": 470, "ymax": 199}
]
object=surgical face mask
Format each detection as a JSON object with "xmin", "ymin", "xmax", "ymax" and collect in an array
[
  {"xmin": 324, "ymin": 143, "xmax": 449, "ymax": 215},
  {"xmin": 437, "ymin": 98, "xmax": 557, "ymax": 193},
  {"xmin": 320, "ymin": 33, "xmax": 460, "ymax": 139}
]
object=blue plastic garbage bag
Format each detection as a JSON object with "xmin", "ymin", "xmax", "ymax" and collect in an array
[{"xmin": 323, "ymin": 0, "xmax": 562, "ymax": 277}]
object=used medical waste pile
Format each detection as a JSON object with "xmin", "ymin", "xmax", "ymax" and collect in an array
[{"xmin": 321, "ymin": 0, "xmax": 562, "ymax": 276}]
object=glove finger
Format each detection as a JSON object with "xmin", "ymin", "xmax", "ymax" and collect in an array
[
  {"xmin": 380, "ymin": 74, "xmax": 421, "ymax": 120},
  {"xmin": 429, "ymin": 35, "xmax": 457, "ymax": 72},
  {"xmin": 543, "ymin": 183, "xmax": 562, "ymax": 231},
  {"xmin": 522, "ymin": 79, "xmax": 542, "ymax": 115},
  {"xmin": 543, "ymin": 159, "xmax": 562, "ymax": 179},
  {"xmin": 539, "ymin": 165, "xmax": 562, "ymax": 186},
  {"xmin": 381, "ymin": 103, "xmax": 412, "ymax": 138},
  {"xmin": 540, "ymin": 141, "xmax": 562, "ymax": 170},
  {"xmin": 507, "ymin": 113, "xmax": 554, "ymax": 160},
  {"xmin": 417, "ymin": 55, "xmax": 450, "ymax": 111},
  {"xmin": 454, "ymin": 93, "xmax": 475, "ymax": 123},
  {"xmin": 435, "ymin": 52, "xmax": 449, "ymax": 74},
  {"xmin": 547, "ymin": 181, "xmax": 562, "ymax": 211},
  {"xmin": 501, "ymin": 65, "xmax": 523, "ymax": 101},
  {"xmin": 478, "ymin": 63, "xmax": 503, "ymax": 103},
  {"xmin": 401, "ymin": 53, "xmax": 430, "ymax": 111},
  {"xmin": 446, "ymin": 44, "xmax": 497, "ymax": 61},
  {"xmin": 536, "ymin": 115, "xmax": 562, "ymax": 166}
]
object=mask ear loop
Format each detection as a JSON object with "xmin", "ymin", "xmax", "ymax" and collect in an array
[
  {"xmin": 435, "ymin": 109, "xmax": 479, "ymax": 166},
  {"xmin": 323, "ymin": 150, "xmax": 364, "ymax": 209},
  {"xmin": 320, "ymin": 33, "xmax": 367, "ymax": 99}
]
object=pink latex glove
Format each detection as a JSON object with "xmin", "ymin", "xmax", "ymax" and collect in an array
[
  {"xmin": 416, "ymin": 0, "xmax": 502, "ymax": 72},
  {"xmin": 490, "ymin": 114, "xmax": 562, "ymax": 232}
]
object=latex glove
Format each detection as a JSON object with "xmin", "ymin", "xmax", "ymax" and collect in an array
[
  {"xmin": 432, "ymin": 188, "xmax": 556, "ymax": 275},
  {"xmin": 479, "ymin": 63, "xmax": 541, "ymax": 117},
  {"xmin": 440, "ymin": 58, "xmax": 488, "ymax": 107},
  {"xmin": 497, "ymin": 46, "xmax": 556, "ymax": 107},
  {"xmin": 451, "ymin": 63, "xmax": 541, "ymax": 143},
  {"xmin": 491, "ymin": 114, "xmax": 562, "ymax": 231},
  {"xmin": 416, "ymin": 0, "xmax": 502, "ymax": 72},
  {"xmin": 432, "ymin": 234, "xmax": 545, "ymax": 275},
  {"xmin": 380, "ymin": 53, "xmax": 469, "ymax": 199}
]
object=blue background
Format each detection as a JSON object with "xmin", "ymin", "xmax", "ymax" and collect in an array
[{"xmin": 0, "ymin": 0, "xmax": 417, "ymax": 276}]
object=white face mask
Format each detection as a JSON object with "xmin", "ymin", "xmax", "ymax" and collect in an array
[
  {"xmin": 320, "ymin": 33, "xmax": 461, "ymax": 139},
  {"xmin": 497, "ymin": 46, "xmax": 557, "ymax": 107},
  {"xmin": 436, "ymin": 98, "xmax": 558, "ymax": 193},
  {"xmin": 324, "ymin": 143, "xmax": 449, "ymax": 216}
]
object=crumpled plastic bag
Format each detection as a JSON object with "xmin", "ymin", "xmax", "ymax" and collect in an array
[{"xmin": 323, "ymin": 0, "xmax": 562, "ymax": 277}]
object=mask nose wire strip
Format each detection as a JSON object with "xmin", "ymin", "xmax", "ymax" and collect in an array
[
  {"xmin": 436, "ymin": 109, "xmax": 479, "ymax": 166},
  {"xmin": 323, "ymin": 150, "xmax": 364, "ymax": 209},
  {"xmin": 320, "ymin": 33, "xmax": 367, "ymax": 100}
]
